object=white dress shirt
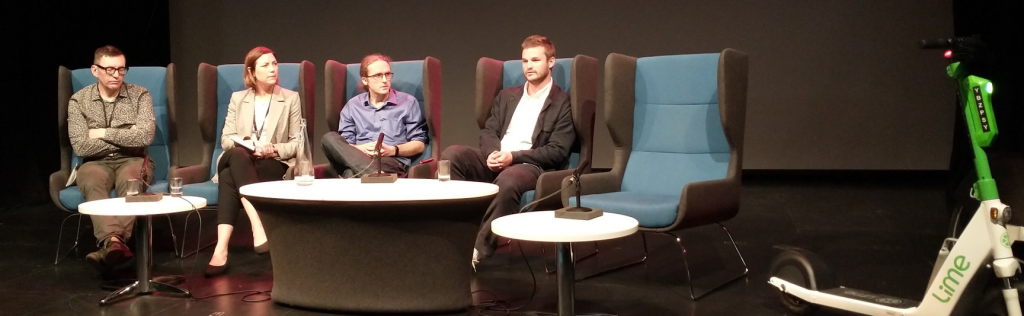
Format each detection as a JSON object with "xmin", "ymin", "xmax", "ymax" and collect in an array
[{"xmin": 500, "ymin": 80, "xmax": 552, "ymax": 152}]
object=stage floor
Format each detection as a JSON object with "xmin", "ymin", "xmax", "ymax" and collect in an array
[{"xmin": 1, "ymin": 172, "xmax": 994, "ymax": 315}]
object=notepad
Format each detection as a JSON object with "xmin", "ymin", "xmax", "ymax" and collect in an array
[{"xmin": 230, "ymin": 135, "xmax": 256, "ymax": 151}]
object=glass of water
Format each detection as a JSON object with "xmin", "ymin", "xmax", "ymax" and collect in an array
[
  {"xmin": 170, "ymin": 177, "xmax": 183, "ymax": 197},
  {"xmin": 437, "ymin": 160, "xmax": 451, "ymax": 182},
  {"xmin": 126, "ymin": 179, "xmax": 139, "ymax": 196},
  {"xmin": 295, "ymin": 160, "xmax": 314, "ymax": 186}
]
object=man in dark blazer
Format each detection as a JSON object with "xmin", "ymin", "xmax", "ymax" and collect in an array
[{"xmin": 440, "ymin": 35, "xmax": 575, "ymax": 268}]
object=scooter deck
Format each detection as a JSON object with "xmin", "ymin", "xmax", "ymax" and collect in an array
[{"xmin": 821, "ymin": 287, "xmax": 919, "ymax": 309}]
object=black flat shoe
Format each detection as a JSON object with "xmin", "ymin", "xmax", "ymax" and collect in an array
[
  {"xmin": 204, "ymin": 262, "xmax": 228, "ymax": 277},
  {"xmin": 254, "ymin": 242, "xmax": 269, "ymax": 255}
]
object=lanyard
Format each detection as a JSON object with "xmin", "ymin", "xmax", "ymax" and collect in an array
[
  {"xmin": 98, "ymin": 85, "xmax": 119, "ymax": 127},
  {"xmin": 252, "ymin": 86, "xmax": 274, "ymax": 141}
]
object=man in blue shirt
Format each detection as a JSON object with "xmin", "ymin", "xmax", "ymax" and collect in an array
[{"xmin": 321, "ymin": 54, "xmax": 428, "ymax": 178}]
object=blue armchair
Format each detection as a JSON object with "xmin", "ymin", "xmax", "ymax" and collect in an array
[
  {"xmin": 50, "ymin": 64, "xmax": 179, "ymax": 264},
  {"xmin": 565, "ymin": 49, "xmax": 749, "ymax": 299},
  {"xmin": 175, "ymin": 61, "xmax": 315, "ymax": 258},
  {"xmin": 315, "ymin": 57, "xmax": 442, "ymax": 178}
]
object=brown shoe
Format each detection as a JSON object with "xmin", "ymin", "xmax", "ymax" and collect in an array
[
  {"xmin": 100, "ymin": 237, "xmax": 133, "ymax": 267},
  {"xmin": 86, "ymin": 250, "xmax": 106, "ymax": 273}
]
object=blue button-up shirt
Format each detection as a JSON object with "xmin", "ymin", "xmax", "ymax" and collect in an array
[{"xmin": 339, "ymin": 89, "xmax": 428, "ymax": 166}]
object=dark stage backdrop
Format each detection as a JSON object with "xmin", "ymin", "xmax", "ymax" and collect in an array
[
  {"xmin": 15, "ymin": 0, "xmax": 1021, "ymax": 210},
  {"xmin": 166, "ymin": 0, "xmax": 956, "ymax": 171}
]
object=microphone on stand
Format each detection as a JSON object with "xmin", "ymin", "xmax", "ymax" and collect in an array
[
  {"xmin": 361, "ymin": 132, "xmax": 398, "ymax": 183},
  {"xmin": 127, "ymin": 155, "xmax": 163, "ymax": 202},
  {"xmin": 554, "ymin": 159, "xmax": 602, "ymax": 220}
]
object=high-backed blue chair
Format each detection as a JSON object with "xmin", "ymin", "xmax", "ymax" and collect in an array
[
  {"xmin": 565, "ymin": 49, "xmax": 749, "ymax": 300},
  {"xmin": 408, "ymin": 55, "xmax": 597, "ymax": 215},
  {"xmin": 483, "ymin": 56, "xmax": 597, "ymax": 212},
  {"xmin": 174, "ymin": 61, "xmax": 315, "ymax": 258},
  {"xmin": 315, "ymin": 57, "xmax": 442, "ymax": 178},
  {"xmin": 50, "ymin": 64, "xmax": 179, "ymax": 264}
]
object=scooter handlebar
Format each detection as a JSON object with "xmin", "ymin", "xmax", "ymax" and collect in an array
[{"xmin": 919, "ymin": 37, "xmax": 984, "ymax": 50}]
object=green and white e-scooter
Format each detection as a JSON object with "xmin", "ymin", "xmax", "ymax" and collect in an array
[{"xmin": 768, "ymin": 36, "xmax": 1023, "ymax": 316}]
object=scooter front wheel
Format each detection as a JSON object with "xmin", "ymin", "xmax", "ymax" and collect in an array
[{"xmin": 770, "ymin": 247, "xmax": 837, "ymax": 315}]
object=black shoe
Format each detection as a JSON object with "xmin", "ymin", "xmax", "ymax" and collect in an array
[
  {"xmin": 254, "ymin": 242, "xmax": 269, "ymax": 255},
  {"xmin": 204, "ymin": 261, "xmax": 228, "ymax": 277}
]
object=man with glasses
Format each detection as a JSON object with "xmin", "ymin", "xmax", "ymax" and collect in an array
[
  {"xmin": 321, "ymin": 54, "xmax": 427, "ymax": 178},
  {"xmin": 67, "ymin": 45, "xmax": 156, "ymax": 273}
]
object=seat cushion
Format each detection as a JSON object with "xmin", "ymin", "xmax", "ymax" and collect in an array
[
  {"xmin": 182, "ymin": 181, "xmax": 219, "ymax": 205},
  {"xmin": 571, "ymin": 191, "xmax": 678, "ymax": 228},
  {"xmin": 148, "ymin": 180, "xmax": 168, "ymax": 194},
  {"xmin": 59, "ymin": 186, "xmax": 117, "ymax": 211}
]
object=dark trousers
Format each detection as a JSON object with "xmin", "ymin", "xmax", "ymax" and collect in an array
[
  {"xmin": 77, "ymin": 156, "xmax": 154, "ymax": 245},
  {"xmin": 321, "ymin": 132, "xmax": 406, "ymax": 178},
  {"xmin": 441, "ymin": 145, "xmax": 542, "ymax": 257},
  {"xmin": 217, "ymin": 147, "xmax": 288, "ymax": 225}
]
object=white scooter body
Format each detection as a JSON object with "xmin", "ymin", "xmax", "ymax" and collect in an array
[{"xmin": 769, "ymin": 199, "xmax": 1022, "ymax": 315}]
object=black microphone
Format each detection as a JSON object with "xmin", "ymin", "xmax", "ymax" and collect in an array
[
  {"xmin": 373, "ymin": 132, "xmax": 385, "ymax": 174},
  {"xmin": 572, "ymin": 159, "xmax": 591, "ymax": 210},
  {"xmin": 140, "ymin": 155, "xmax": 150, "ymax": 184},
  {"xmin": 127, "ymin": 155, "xmax": 163, "ymax": 202},
  {"xmin": 554, "ymin": 159, "xmax": 603, "ymax": 220},
  {"xmin": 361, "ymin": 132, "xmax": 398, "ymax": 183},
  {"xmin": 373, "ymin": 132, "xmax": 385, "ymax": 157}
]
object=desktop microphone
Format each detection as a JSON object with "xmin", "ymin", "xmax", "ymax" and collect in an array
[
  {"xmin": 127, "ymin": 154, "xmax": 163, "ymax": 202},
  {"xmin": 361, "ymin": 132, "xmax": 398, "ymax": 183},
  {"xmin": 554, "ymin": 159, "xmax": 602, "ymax": 220}
]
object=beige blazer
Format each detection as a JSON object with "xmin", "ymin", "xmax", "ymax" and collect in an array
[{"xmin": 212, "ymin": 86, "xmax": 303, "ymax": 183}]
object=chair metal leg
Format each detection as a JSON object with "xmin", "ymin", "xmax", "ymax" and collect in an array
[
  {"xmin": 179, "ymin": 208, "xmax": 216, "ymax": 259},
  {"xmin": 55, "ymin": 213, "xmax": 84, "ymax": 265},
  {"xmin": 575, "ymin": 232, "xmax": 649, "ymax": 281},
  {"xmin": 670, "ymin": 223, "xmax": 748, "ymax": 300}
]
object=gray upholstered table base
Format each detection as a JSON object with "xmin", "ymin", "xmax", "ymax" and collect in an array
[{"xmin": 248, "ymin": 195, "xmax": 493, "ymax": 314}]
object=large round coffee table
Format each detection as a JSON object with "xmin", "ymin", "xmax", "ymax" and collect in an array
[{"xmin": 240, "ymin": 178, "xmax": 497, "ymax": 314}]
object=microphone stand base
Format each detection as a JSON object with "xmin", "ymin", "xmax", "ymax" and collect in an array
[
  {"xmin": 554, "ymin": 207, "xmax": 603, "ymax": 220},
  {"xmin": 361, "ymin": 173, "xmax": 398, "ymax": 183}
]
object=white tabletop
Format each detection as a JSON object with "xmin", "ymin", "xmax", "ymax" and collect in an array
[
  {"xmin": 491, "ymin": 211, "xmax": 639, "ymax": 243},
  {"xmin": 239, "ymin": 178, "xmax": 499, "ymax": 202},
  {"xmin": 78, "ymin": 196, "xmax": 207, "ymax": 216}
]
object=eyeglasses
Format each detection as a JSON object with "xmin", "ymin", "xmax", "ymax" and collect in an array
[
  {"xmin": 365, "ymin": 72, "xmax": 394, "ymax": 82},
  {"xmin": 94, "ymin": 65, "xmax": 129, "ymax": 75}
]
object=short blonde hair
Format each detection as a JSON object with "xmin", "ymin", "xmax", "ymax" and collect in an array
[{"xmin": 521, "ymin": 35, "xmax": 555, "ymax": 59}]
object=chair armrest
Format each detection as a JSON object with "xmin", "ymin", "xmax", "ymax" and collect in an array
[
  {"xmin": 407, "ymin": 161, "xmax": 437, "ymax": 179},
  {"xmin": 670, "ymin": 178, "xmax": 740, "ymax": 231},
  {"xmin": 530, "ymin": 169, "xmax": 575, "ymax": 212},
  {"xmin": 560, "ymin": 171, "xmax": 621, "ymax": 207},
  {"xmin": 49, "ymin": 171, "xmax": 72, "ymax": 212},
  {"xmin": 170, "ymin": 165, "xmax": 209, "ymax": 185}
]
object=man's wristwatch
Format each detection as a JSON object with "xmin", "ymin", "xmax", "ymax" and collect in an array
[{"xmin": 393, "ymin": 145, "xmax": 400, "ymax": 157}]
